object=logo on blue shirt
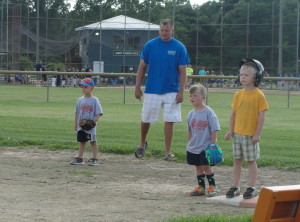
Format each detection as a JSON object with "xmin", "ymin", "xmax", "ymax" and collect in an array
[{"xmin": 168, "ymin": 50, "xmax": 176, "ymax": 55}]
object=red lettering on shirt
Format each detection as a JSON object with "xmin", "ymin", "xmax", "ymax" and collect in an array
[
  {"xmin": 190, "ymin": 119, "xmax": 208, "ymax": 131},
  {"xmin": 80, "ymin": 104, "xmax": 94, "ymax": 113}
]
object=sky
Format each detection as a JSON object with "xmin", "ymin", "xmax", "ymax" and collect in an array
[
  {"xmin": 66, "ymin": 0, "xmax": 211, "ymax": 8},
  {"xmin": 190, "ymin": 0, "xmax": 210, "ymax": 6}
]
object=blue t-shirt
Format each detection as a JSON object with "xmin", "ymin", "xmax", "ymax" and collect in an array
[
  {"xmin": 186, "ymin": 106, "xmax": 220, "ymax": 154},
  {"xmin": 141, "ymin": 37, "xmax": 190, "ymax": 94},
  {"xmin": 199, "ymin": 70, "xmax": 206, "ymax": 76},
  {"xmin": 75, "ymin": 96, "xmax": 103, "ymax": 134}
]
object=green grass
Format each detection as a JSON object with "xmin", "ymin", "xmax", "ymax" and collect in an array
[
  {"xmin": 0, "ymin": 85, "xmax": 299, "ymax": 222},
  {"xmin": 0, "ymin": 86, "xmax": 299, "ymax": 170}
]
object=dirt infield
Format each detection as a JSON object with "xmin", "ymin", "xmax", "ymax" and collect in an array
[{"xmin": 0, "ymin": 147, "xmax": 299, "ymax": 222}]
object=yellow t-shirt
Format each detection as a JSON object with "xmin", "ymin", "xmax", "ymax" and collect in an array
[
  {"xmin": 186, "ymin": 67, "xmax": 193, "ymax": 76},
  {"xmin": 232, "ymin": 88, "xmax": 269, "ymax": 136}
]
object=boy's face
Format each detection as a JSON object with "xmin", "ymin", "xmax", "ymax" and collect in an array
[
  {"xmin": 189, "ymin": 91, "xmax": 205, "ymax": 107},
  {"xmin": 81, "ymin": 85, "xmax": 94, "ymax": 95},
  {"xmin": 239, "ymin": 66, "xmax": 256, "ymax": 87}
]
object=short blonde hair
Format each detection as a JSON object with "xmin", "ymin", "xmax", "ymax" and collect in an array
[
  {"xmin": 189, "ymin": 84, "xmax": 207, "ymax": 97},
  {"xmin": 241, "ymin": 62, "xmax": 258, "ymax": 75}
]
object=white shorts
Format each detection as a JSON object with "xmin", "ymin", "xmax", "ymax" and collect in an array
[{"xmin": 141, "ymin": 93, "xmax": 181, "ymax": 123}]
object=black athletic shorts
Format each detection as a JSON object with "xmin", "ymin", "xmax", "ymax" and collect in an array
[
  {"xmin": 187, "ymin": 150, "xmax": 209, "ymax": 166},
  {"xmin": 77, "ymin": 130, "xmax": 91, "ymax": 142}
]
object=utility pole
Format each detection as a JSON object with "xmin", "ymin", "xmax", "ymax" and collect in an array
[
  {"xmin": 36, "ymin": 0, "xmax": 40, "ymax": 63},
  {"xmin": 278, "ymin": 0, "xmax": 283, "ymax": 75}
]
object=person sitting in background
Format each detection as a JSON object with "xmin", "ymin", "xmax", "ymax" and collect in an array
[{"xmin": 186, "ymin": 64, "xmax": 194, "ymax": 89}]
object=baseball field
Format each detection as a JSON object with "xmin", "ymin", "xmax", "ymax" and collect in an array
[{"xmin": 0, "ymin": 85, "xmax": 299, "ymax": 221}]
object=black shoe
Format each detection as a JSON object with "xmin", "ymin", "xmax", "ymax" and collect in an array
[
  {"xmin": 243, "ymin": 187, "xmax": 257, "ymax": 199},
  {"xmin": 88, "ymin": 158, "xmax": 99, "ymax": 166},
  {"xmin": 226, "ymin": 186, "xmax": 240, "ymax": 198},
  {"xmin": 70, "ymin": 157, "xmax": 84, "ymax": 165}
]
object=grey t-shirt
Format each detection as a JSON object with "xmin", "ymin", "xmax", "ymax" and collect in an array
[
  {"xmin": 186, "ymin": 106, "xmax": 220, "ymax": 154},
  {"xmin": 75, "ymin": 96, "xmax": 103, "ymax": 134}
]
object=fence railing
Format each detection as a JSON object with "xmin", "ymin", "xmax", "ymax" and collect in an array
[{"xmin": 0, "ymin": 70, "xmax": 299, "ymax": 108}]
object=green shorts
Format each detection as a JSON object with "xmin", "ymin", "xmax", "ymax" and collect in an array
[{"xmin": 232, "ymin": 133, "xmax": 260, "ymax": 161}]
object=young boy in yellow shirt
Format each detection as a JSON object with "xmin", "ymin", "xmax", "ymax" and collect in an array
[{"xmin": 224, "ymin": 58, "xmax": 269, "ymax": 199}]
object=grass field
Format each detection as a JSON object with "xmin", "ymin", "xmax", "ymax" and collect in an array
[
  {"xmin": 0, "ymin": 85, "xmax": 299, "ymax": 222},
  {"xmin": 0, "ymin": 85, "xmax": 299, "ymax": 170}
]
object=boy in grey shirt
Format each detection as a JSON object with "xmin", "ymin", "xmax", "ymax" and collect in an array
[
  {"xmin": 187, "ymin": 84, "xmax": 220, "ymax": 197},
  {"xmin": 71, "ymin": 78, "xmax": 103, "ymax": 166}
]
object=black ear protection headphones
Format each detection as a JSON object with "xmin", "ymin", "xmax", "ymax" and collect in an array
[{"xmin": 238, "ymin": 58, "xmax": 264, "ymax": 87}]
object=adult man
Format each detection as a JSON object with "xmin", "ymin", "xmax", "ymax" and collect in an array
[{"xmin": 134, "ymin": 19, "xmax": 190, "ymax": 160}]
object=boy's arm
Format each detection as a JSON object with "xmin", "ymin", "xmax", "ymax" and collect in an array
[
  {"xmin": 93, "ymin": 114, "xmax": 102, "ymax": 123},
  {"xmin": 188, "ymin": 130, "xmax": 192, "ymax": 140},
  {"xmin": 211, "ymin": 131, "xmax": 218, "ymax": 144},
  {"xmin": 224, "ymin": 109, "xmax": 236, "ymax": 140},
  {"xmin": 252, "ymin": 110, "xmax": 266, "ymax": 143},
  {"xmin": 74, "ymin": 112, "xmax": 78, "ymax": 131}
]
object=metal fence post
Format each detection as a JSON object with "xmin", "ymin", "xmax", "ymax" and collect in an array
[{"xmin": 46, "ymin": 80, "xmax": 50, "ymax": 102}]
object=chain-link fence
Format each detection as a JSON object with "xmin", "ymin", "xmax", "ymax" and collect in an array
[
  {"xmin": 1, "ymin": 71, "xmax": 299, "ymax": 108},
  {"xmin": 0, "ymin": 1, "xmax": 300, "ymax": 76}
]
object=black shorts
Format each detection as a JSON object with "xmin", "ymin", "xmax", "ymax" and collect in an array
[
  {"xmin": 42, "ymin": 74, "xmax": 47, "ymax": 81},
  {"xmin": 77, "ymin": 130, "xmax": 91, "ymax": 142},
  {"xmin": 187, "ymin": 151, "xmax": 209, "ymax": 166}
]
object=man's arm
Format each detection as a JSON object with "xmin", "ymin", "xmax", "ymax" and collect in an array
[
  {"xmin": 135, "ymin": 59, "xmax": 147, "ymax": 101},
  {"xmin": 176, "ymin": 64, "xmax": 187, "ymax": 103},
  {"xmin": 252, "ymin": 110, "xmax": 266, "ymax": 143}
]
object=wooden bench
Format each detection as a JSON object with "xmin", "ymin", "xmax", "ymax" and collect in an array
[{"xmin": 252, "ymin": 185, "xmax": 300, "ymax": 222}]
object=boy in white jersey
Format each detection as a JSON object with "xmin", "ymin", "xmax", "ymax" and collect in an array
[{"xmin": 187, "ymin": 84, "xmax": 220, "ymax": 197}]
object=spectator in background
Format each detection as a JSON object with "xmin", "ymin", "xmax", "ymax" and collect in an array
[
  {"xmin": 277, "ymin": 73, "xmax": 283, "ymax": 90},
  {"xmin": 185, "ymin": 64, "xmax": 194, "ymax": 89},
  {"xmin": 41, "ymin": 63, "xmax": 47, "ymax": 86},
  {"xmin": 85, "ymin": 65, "xmax": 93, "ymax": 72},
  {"xmin": 198, "ymin": 67, "xmax": 206, "ymax": 84},
  {"xmin": 51, "ymin": 75, "xmax": 57, "ymax": 87},
  {"xmin": 35, "ymin": 60, "xmax": 43, "ymax": 87},
  {"xmin": 198, "ymin": 67, "xmax": 206, "ymax": 76}
]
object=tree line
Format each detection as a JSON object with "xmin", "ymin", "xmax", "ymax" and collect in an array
[{"xmin": 4, "ymin": 0, "xmax": 300, "ymax": 75}]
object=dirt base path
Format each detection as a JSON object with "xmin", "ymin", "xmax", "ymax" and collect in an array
[{"xmin": 0, "ymin": 147, "xmax": 299, "ymax": 222}]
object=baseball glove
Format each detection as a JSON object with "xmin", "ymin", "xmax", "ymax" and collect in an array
[
  {"xmin": 205, "ymin": 144, "xmax": 224, "ymax": 166},
  {"xmin": 79, "ymin": 119, "xmax": 96, "ymax": 131}
]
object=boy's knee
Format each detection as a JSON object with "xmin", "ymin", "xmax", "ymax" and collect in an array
[{"xmin": 247, "ymin": 160, "xmax": 256, "ymax": 165}]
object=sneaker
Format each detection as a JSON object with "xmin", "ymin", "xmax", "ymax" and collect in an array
[
  {"xmin": 164, "ymin": 153, "xmax": 177, "ymax": 161},
  {"xmin": 226, "ymin": 186, "xmax": 240, "ymax": 198},
  {"xmin": 207, "ymin": 185, "xmax": 219, "ymax": 197},
  {"xmin": 189, "ymin": 186, "xmax": 206, "ymax": 196},
  {"xmin": 87, "ymin": 158, "xmax": 99, "ymax": 166},
  {"xmin": 243, "ymin": 187, "xmax": 257, "ymax": 199},
  {"xmin": 70, "ymin": 157, "xmax": 84, "ymax": 165}
]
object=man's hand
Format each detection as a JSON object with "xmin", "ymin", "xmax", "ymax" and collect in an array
[
  {"xmin": 135, "ymin": 88, "xmax": 143, "ymax": 101},
  {"xmin": 176, "ymin": 92, "xmax": 184, "ymax": 103}
]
